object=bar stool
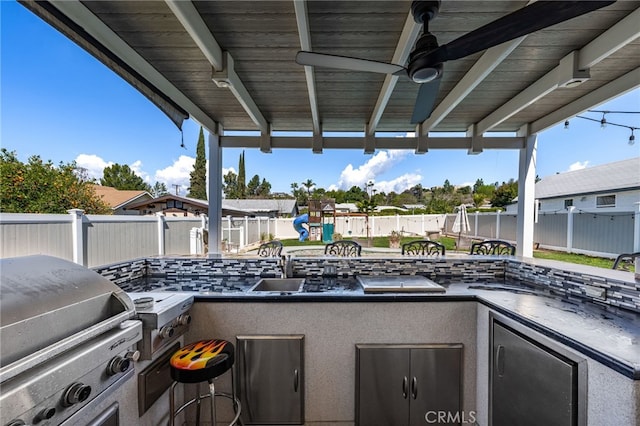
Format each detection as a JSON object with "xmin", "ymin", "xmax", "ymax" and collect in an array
[{"xmin": 169, "ymin": 339, "xmax": 241, "ymax": 426}]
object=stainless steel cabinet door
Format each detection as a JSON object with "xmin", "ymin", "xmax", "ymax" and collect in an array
[
  {"xmin": 356, "ymin": 347, "xmax": 411, "ymax": 426},
  {"xmin": 409, "ymin": 347, "xmax": 462, "ymax": 426},
  {"xmin": 236, "ymin": 335, "xmax": 304, "ymax": 425},
  {"xmin": 492, "ymin": 323, "xmax": 577, "ymax": 426},
  {"xmin": 356, "ymin": 345, "xmax": 462, "ymax": 426}
]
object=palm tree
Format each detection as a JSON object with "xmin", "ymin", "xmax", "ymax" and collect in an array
[{"xmin": 301, "ymin": 179, "xmax": 315, "ymax": 198}]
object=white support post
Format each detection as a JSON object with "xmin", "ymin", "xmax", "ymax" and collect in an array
[
  {"xmin": 635, "ymin": 202, "xmax": 640, "ymax": 280},
  {"xmin": 396, "ymin": 214, "xmax": 400, "ymax": 232},
  {"xmin": 257, "ymin": 218, "xmax": 261, "ymax": 241},
  {"xmin": 634, "ymin": 202, "xmax": 640, "ymax": 252},
  {"xmin": 474, "ymin": 212, "xmax": 479, "ymax": 237},
  {"xmin": 68, "ymin": 209, "xmax": 85, "ymax": 266},
  {"xmin": 371, "ymin": 215, "xmax": 376, "ymax": 237},
  {"xmin": 227, "ymin": 216, "xmax": 232, "ymax": 247},
  {"xmin": 496, "ymin": 210, "xmax": 501, "ymax": 240},
  {"xmin": 245, "ymin": 216, "xmax": 249, "ymax": 246},
  {"xmin": 567, "ymin": 206, "xmax": 576, "ymax": 253},
  {"xmin": 516, "ymin": 133, "xmax": 537, "ymax": 257},
  {"xmin": 208, "ymin": 132, "xmax": 223, "ymax": 257},
  {"xmin": 156, "ymin": 213, "xmax": 165, "ymax": 255},
  {"xmin": 421, "ymin": 214, "xmax": 425, "ymax": 236}
]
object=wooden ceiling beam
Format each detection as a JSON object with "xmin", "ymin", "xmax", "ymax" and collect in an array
[
  {"xmin": 48, "ymin": 0, "xmax": 218, "ymax": 133},
  {"xmin": 165, "ymin": 0, "xmax": 268, "ymax": 132},
  {"xmin": 294, "ymin": 0, "xmax": 321, "ymax": 136},
  {"xmin": 367, "ymin": 12, "xmax": 421, "ymax": 136},
  {"xmin": 477, "ymin": 5, "xmax": 640, "ymax": 134}
]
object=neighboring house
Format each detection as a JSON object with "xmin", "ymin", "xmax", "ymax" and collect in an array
[
  {"xmin": 335, "ymin": 203, "xmax": 359, "ymax": 213},
  {"xmin": 505, "ymin": 157, "xmax": 640, "ymax": 213},
  {"xmin": 375, "ymin": 205, "xmax": 408, "ymax": 213},
  {"xmin": 126, "ymin": 195, "xmax": 298, "ymax": 218},
  {"xmin": 221, "ymin": 199, "xmax": 299, "ymax": 218},
  {"xmin": 125, "ymin": 195, "xmax": 211, "ymax": 217},
  {"xmin": 91, "ymin": 185, "xmax": 153, "ymax": 215}
]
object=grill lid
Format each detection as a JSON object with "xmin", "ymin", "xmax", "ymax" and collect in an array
[{"xmin": 0, "ymin": 255, "xmax": 135, "ymax": 376}]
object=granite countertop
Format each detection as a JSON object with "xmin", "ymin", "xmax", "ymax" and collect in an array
[{"xmin": 124, "ymin": 274, "xmax": 640, "ymax": 380}]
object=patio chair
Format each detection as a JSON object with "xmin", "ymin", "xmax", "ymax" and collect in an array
[
  {"xmin": 612, "ymin": 252, "xmax": 640, "ymax": 271},
  {"xmin": 469, "ymin": 239, "xmax": 516, "ymax": 256},
  {"xmin": 324, "ymin": 240, "xmax": 362, "ymax": 257},
  {"xmin": 401, "ymin": 240, "xmax": 446, "ymax": 256},
  {"xmin": 257, "ymin": 240, "xmax": 283, "ymax": 257}
]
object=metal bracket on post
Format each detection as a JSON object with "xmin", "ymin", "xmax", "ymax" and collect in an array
[
  {"xmin": 312, "ymin": 131, "xmax": 323, "ymax": 154},
  {"xmin": 260, "ymin": 124, "xmax": 272, "ymax": 153},
  {"xmin": 467, "ymin": 124, "xmax": 483, "ymax": 155},
  {"xmin": 364, "ymin": 127, "xmax": 375, "ymax": 154},
  {"xmin": 415, "ymin": 123, "xmax": 429, "ymax": 154}
]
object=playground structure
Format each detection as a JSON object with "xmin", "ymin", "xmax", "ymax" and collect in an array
[{"xmin": 293, "ymin": 199, "xmax": 336, "ymax": 242}]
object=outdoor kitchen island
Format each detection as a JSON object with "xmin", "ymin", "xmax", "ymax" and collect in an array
[{"xmin": 96, "ymin": 256, "xmax": 640, "ymax": 426}]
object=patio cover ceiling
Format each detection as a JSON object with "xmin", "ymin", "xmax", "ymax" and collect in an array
[{"xmin": 20, "ymin": 0, "xmax": 640, "ymax": 153}]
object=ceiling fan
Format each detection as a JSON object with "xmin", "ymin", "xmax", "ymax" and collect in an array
[{"xmin": 295, "ymin": 1, "xmax": 616, "ymax": 124}]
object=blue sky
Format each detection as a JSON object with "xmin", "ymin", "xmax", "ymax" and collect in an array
[{"xmin": 2, "ymin": 1, "xmax": 639, "ymax": 195}]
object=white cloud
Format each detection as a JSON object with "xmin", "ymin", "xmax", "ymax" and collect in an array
[
  {"xmin": 154, "ymin": 155, "xmax": 195, "ymax": 195},
  {"xmin": 130, "ymin": 160, "xmax": 151, "ymax": 183},
  {"xmin": 568, "ymin": 161, "xmax": 589, "ymax": 171},
  {"xmin": 375, "ymin": 173, "xmax": 423, "ymax": 194},
  {"xmin": 75, "ymin": 154, "xmax": 113, "ymax": 180},
  {"xmin": 335, "ymin": 150, "xmax": 411, "ymax": 190}
]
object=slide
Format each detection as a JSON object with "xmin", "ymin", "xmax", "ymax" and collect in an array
[{"xmin": 293, "ymin": 214, "xmax": 309, "ymax": 242}]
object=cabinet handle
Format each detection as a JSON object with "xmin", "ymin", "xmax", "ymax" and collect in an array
[
  {"xmin": 411, "ymin": 377, "xmax": 418, "ymax": 399},
  {"xmin": 294, "ymin": 369, "xmax": 299, "ymax": 392},
  {"xmin": 496, "ymin": 344, "xmax": 505, "ymax": 377},
  {"xmin": 402, "ymin": 376, "xmax": 408, "ymax": 399}
]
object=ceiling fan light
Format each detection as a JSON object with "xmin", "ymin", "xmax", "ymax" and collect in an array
[{"xmin": 412, "ymin": 67, "xmax": 440, "ymax": 83}]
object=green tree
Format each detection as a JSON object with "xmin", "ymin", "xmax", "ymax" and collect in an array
[
  {"xmin": 491, "ymin": 179, "xmax": 518, "ymax": 208},
  {"xmin": 301, "ymin": 179, "xmax": 315, "ymax": 200},
  {"xmin": 101, "ymin": 163, "xmax": 150, "ymax": 191},
  {"xmin": 188, "ymin": 127, "xmax": 207, "ymax": 200},
  {"xmin": 0, "ymin": 149, "xmax": 111, "ymax": 214},
  {"xmin": 151, "ymin": 182, "xmax": 169, "ymax": 197},
  {"xmin": 247, "ymin": 174, "xmax": 261, "ymax": 197},
  {"xmin": 257, "ymin": 178, "xmax": 271, "ymax": 197},
  {"xmin": 223, "ymin": 170, "xmax": 239, "ymax": 198},
  {"xmin": 237, "ymin": 151, "xmax": 246, "ymax": 198}
]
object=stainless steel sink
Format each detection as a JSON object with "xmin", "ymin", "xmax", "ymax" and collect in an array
[
  {"xmin": 249, "ymin": 278, "xmax": 305, "ymax": 293},
  {"xmin": 357, "ymin": 275, "xmax": 445, "ymax": 293}
]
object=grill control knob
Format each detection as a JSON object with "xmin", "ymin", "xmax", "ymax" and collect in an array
[
  {"xmin": 177, "ymin": 313, "xmax": 192, "ymax": 326},
  {"xmin": 159, "ymin": 325, "xmax": 174, "ymax": 339},
  {"xmin": 62, "ymin": 382, "xmax": 92, "ymax": 406},
  {"xmin": 106, "ymin": 350, "xmax": 141, "ymax": 376},
  {"xmin": 33, "ymin": 407, "xmax": 56, "ymax": 423}
]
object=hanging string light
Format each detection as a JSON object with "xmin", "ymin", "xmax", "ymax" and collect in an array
[{"xmin": 563, "ymin": 110, "xmax": 639, "ymax": 145}]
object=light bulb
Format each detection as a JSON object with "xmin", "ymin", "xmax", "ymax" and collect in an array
[
  {"xmin": 564, "ymin": 120, "xmax": 569, "ymax": 130},
  {"xmin": 629, "ymin": 131, "xmax": 635, "ymax": 146},
  {"xmin": 600, "ymin": 117, "xmax": 607, "ymax": 128}
]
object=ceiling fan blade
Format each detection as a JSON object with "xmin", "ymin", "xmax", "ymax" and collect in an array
[
  {"xmin": 296, "ymin": 51, "xmax": 406, "ymax": 76},
  {"xmin": 437, "ymin": 1, "xmax": 616, "ymax": 63},
  {"xmin": 411, "ymin": 78, "xmax": 442, "ymax": 124}
]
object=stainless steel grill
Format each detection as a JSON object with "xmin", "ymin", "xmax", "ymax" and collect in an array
[{"xmin": 0, "ymin": 255, "xmax": 142, "ymax": 426}]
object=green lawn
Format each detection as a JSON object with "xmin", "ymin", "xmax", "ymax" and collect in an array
[{"xmin": 532, "ymin": 250, "xmax": 617, "ymax": 269}]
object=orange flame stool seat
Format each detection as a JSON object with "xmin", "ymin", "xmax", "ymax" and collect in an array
[{"xmin": 168, "ymin": 339, "xmax": 241, "ymax": 425}]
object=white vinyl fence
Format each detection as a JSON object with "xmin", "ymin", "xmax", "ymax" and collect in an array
[{"xmin": 2, "ymin": 207, "xmax": 638, "ymax": 266}]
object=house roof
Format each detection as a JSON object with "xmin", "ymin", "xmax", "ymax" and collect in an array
[
  {"xmin": 21, "ymin": 1, "xmax": 640, "ymax": 152},
  {"xmin": 91, "ymin": 185, "xmax": 151, "ymax": 209},
  {"xmin": 222, "ymin": 199, "xmax": 298, "ymax": 215},
  {"xmin": 126, "ymin": 194, "xmax": 209, "ymax": 210},
  {"xmin": 536, "ymin": 157, "xmax": 640, "ymax": 199}
]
